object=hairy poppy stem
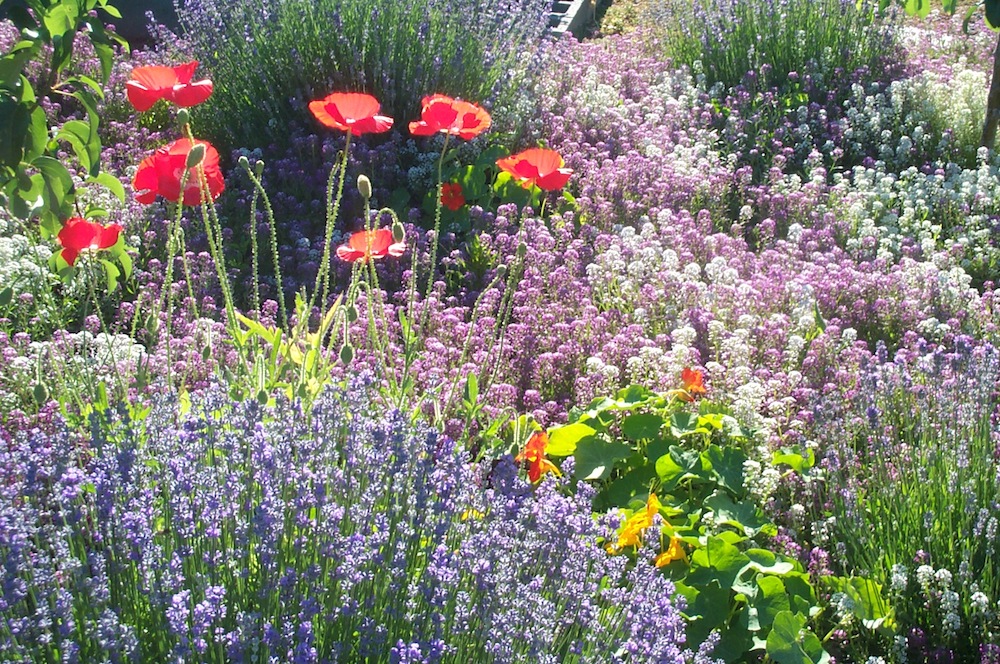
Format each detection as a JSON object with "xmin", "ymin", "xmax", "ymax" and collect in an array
[
  {"xmin": 241, "ymin": 162, "xmax": 288, "ymax": 328},
  {"xmin": 420, "ymin": 133, "xmax": 452, "ymax": 334},
  {"xmin": 313, "ymin": 133, "xmax": 353, "ymax": 315}
]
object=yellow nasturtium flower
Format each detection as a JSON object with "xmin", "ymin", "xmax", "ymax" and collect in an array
[
  {"xmin": 607, "ymin": 492, "xmax": 662, "ymax": 554},
  {"xmin": 654, "ymin": 536, "xmax": 688, "ymax": 567}
]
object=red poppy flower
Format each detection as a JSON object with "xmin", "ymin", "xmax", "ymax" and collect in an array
[
  {"xmin": 132, "ymin": 138, "xmax": 225, "ymax": 206},
  {"xmin": 679, "ymin": 367, "xmax": 707, "ymax": 402},
  {"xmin": 308, "ymin": 92, "xmax": 394, "ymax": 135},
  {"xmin": 496, "ymin": 148, "xmax": 573, "ymax": 191},
  {"xmin": 126, "ymin": 61, "xmax": 213, "ymax": 112},
  {"xmin": 440, "ymin": 182, "xmax": 465, "ymax": 211},
  {"xmin": 515, "ymin": 430, "xmax": 561, "ymax": 483},
  {"xmin": 336, "ymin": 228, "xmax": 406, "ymax": 263},
  {"xmin": 57, "ymin": 217, "xmax": 123, "ymax": 266},
  {"xmin": 408, "ymin": 94, "xmax": 491, "ymax": 140}
]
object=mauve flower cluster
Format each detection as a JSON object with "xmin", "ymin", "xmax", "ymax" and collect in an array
[{"xmin": 0, "ymin": 378, "xmax": 701, "ymax": 662}]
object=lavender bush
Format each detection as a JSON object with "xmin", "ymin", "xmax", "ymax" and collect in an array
[
  {"xmin": 0, "ymin": 378, "xmax": 702, "ymax": 662},
  {"xmin": 171, "ymin": 0, "xmax": 551, "ymax": 149}
]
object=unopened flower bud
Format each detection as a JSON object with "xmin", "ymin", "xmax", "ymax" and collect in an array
[
  {"xmin": 346, "ymin": 305, "xmax": 359, "ymax": 322},
  {"xmin": 32, "ymin": 382, "xmax": 49, "ymax": 406},
  {"xmin": 144, "ymin": 313, "xmax": 160, "ymax": 335},
  {"xmin": 176, "ymin": 108, "xmax": 190, "ymax": 127},
  {"xmin": 238, "ymin": 155, "xmax": 250, "ymax": 169},
  {"xmin": 357, "ymin": 174, "xmax": 372, "ymax": 201},
  {"xmin": 495, "ymin": 264, "xmax": 507, "ymax": 278},
  {"xmin": 339, "ymin": 343, "xmax": 354, "ymax": 365},
  {"xmin": 256, "ymin": 388, "xmax": 269, "ymax": 405},
  {"xmin": 392, "ymin": 221, "xmax": 405, "ymax": 243},
  {"xmin": 186, "ymin": 143, "xmax": 206, "ymax": 168},
  {"xmin": 517, "ymin": 242, "xmax": 527, "ymax": 258},
  {"xmin": 254, "ymin": 160, "xmax": 265, "ymax": 176}
]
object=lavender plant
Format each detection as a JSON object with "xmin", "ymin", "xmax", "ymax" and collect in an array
[
  {"xmin": 0, "ymin": 378, "xmax": 701, "ymax": 662},
  {"xmin": 170, "ymin": 0, "xmax": 551, "ymax": 150}
]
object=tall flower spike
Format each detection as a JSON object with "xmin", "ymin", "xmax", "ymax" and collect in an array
[
  {"xmin": 133, "ymin": 138, "xmax": 225, "ymax": 206},
  {"xmin": 126, "ymin": 61, "xmax": 213, "ymax": 111},
  {"xmin": 496, "ymin": 147, "xmax": 573, "ymax": 191},
  {"xmin": 409, "ymin": 94, "xmax": 491, "ymax": 140},
  {"xmin": 308, "ymin": 92, "xmax": 394, "ymax": 135},
  {"xmin": 57, "ymin": 217, "xmax": 123, "ymax": 266}
]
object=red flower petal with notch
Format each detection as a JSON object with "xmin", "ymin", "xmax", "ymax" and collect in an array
[
  {"xmin": 336, "ymin": 228, "xmax": 406, "ymax": 263},
  {"xmin": 409, "ymin": 94, "xmax": 491, "ymax": 140},
  {"xmin": 679, "ymin": 367, "xmax": 707, "ymax": 401},
  {"xmin": 496, "ymin": 147, "xmax": 573, "ymax": 191},
  {"xmin": 308, "ymin": 92, "xmax": 394, "ymax": 135},
  {"xmin": 440, "ymin": 182, "xmax": 465, "ymax": 211},
  {"xmin": 57, "ymin": 217, "xmax": 122, "ymax": 266},
  {"xmin": 126, "ymin": 61, "xmax": 213, "ymax": 112},
  {"xmin": 132, "ymin": 138, "xmax": 225, "ymax": 206}
]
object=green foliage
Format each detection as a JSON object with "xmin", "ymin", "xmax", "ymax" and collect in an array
[
  {"xmin": 0, "ymin": 0, "xmax": 129, "ymax": 235},
  {"xmin": 541, "ymin": 383, "xmax": 893, "ymax": 662}
]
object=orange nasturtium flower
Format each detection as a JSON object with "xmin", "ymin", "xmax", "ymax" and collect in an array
[
  {"xmin": 126, "ymin": 61, "xmax": 213, "ymax": 111},
  {"xmin": 607, "ymin": 492, "xmax": 662, "ymax": 554},
  {"xmin": 408, "ymin": 94, "xmax": 492, "ymax": 140},
  {"xmin": 57, "ymin": 217, "xmax": 123, "ymax": 266},
  {"xmin": 677, "ymin": 367, "xmax": 707, "ymax": 402},
  {"xmin": 654, "ymin": 536, "xmax": 688, "ymax": 567},
  {"xmin": 132, "ymin": 138, "xmax": 225, "ymax": 206},
  {"xmin": 496, "ymin": 147, "xmax": 573, "ymax": 191},
  {"xmin": 515, "ymin": 430, "xmax": 561, "ymax": 483},
  {"xmin": 335, "ymin": 228, "xmax": 406, "ymax": 263},
  {"xmin": 308, "ymin": 92, "xmax": 394, "ymax": 135},
  {"xmin": 440, "ymin": 182, "xmax": 465, "ymax": 211}
]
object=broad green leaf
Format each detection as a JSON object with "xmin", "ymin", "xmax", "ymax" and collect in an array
[
  {"xmin": 988, "ymin": 0, "xmax": 1000, "ymax": 29},
  {"xmin": 689, "ymin": 535, "xmax": 751, "ymax": 590},
  {"xmin": 707, "ymin": 444, "xmax": 747, "ymax": 496},
  {"xmin": 766, "ymin": 611, "xmax": 830, "ymax": 664},
  {"xmin": 89, "ymin": 171, "xmax": 125, "ymax": 202},
  {"xmin": 904, "ymin": 0, "xmax": 931, "ymax": 17},
  {"xmin": 456, "ymin": 164, "xmax": 487, "ymax": 199},
  {"xmin": 676, "ymin": 580, "xmax": 732, "ymax": 646},
  {"xmin": 57, "ymin": 119, "xmax": 95, "ymax": 173},
  {"xmin": 601, "ymin": 463, "xmax": 658, "ymax": 509},
  {"xmin": 672, "ymin": 411, "xmax": 709, "ymax": 437},
  {"xmin": 826, "ymin": 576, "xmax": 893, "ymax": 631},
  {"xmin": 705, "ymin": 492, "xmax": 777, "ymax": 537},
  {"xmin": 772, "ymin": 447, "xmax": 815, "ymax": 473},
  {"xmin": 574, "ymin": 437, "xmax": 631, "ymax": 480},
  {"xmin": 32, "ymin": 155, "xmax": 75, "ymax": 219},
  {"xmin": 743, "ymin": 549, "xmax": 797, "ymax": 575},
  {"xmin": 749, "ymin": 575, "xmax": 790, "ymax": 631},
  {"xmin": 622, "ymin": 413, "xmax": 664, "ymax": 441},
  {"xmin": 462, "ymin": 373, "xmax": 478, "ymax": 406},
  {"xmin": 546, "ymin": 422, "xmax": 596, "ymax": 456}
]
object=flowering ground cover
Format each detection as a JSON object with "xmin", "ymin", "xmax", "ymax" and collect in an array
[{"xmin": 4, "ymin": 0, "xmax": 1000, "ymax": 661}]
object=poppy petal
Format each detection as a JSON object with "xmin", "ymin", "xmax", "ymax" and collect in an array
[
  {"xmin": 536, "ymin": 168, "xmax": 572, "ymax": 191},
  {"xmin": 170, "ymin": 79, "xmax": 213, "ymax": 107},
  {"xmin": 125, "ymin": 82, "xmax": 163, "ymax": 112}
]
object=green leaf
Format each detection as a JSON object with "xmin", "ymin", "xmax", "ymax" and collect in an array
[
  {"xmin": 574, "ymin": 437, "xmax": 632, "ymax": 481},
  {"xmin": 749, "ymin": 575, "xmax": 790, "ymax": 631},
  {"xmin": 89, "ymin": 171, "xmax": 125, "ymax": 202},
  {"xmin": 546, "ymin": 422, "xmax": 597, "ymax": 456},
  {"xmin": 689, "ymin": 535, "xmax": 751, "ymax": 590},
  {"xmin": 672, "ymin": 411, "xmax": 710, "ymax": 437},
  {"xmin": 621, "ymin": 413, "xmax": 664, "ymax": 441},
  {"xmin": 987, "ymin": 0, "xmax": 1000, "ymax": 29},
  {"xmin": 456, "ymin": 164, "xmax": 487, "ymax": 199},
  {"xmin": 0, "ymin": 286, "xmax": 12, "ymax": 307},
  {"xmin": 766, "ymin": 611, "xmax": 830, "ymax": 664},
  {"xmin": 57, "ymin": 119, "xmax": 96, "ymax": 173},
  {"xmin": 707, "ymin": 444, "xmax": 747, "ymax": 496},
  {"xmin": 743, "ymin": 549, "xmax": 797, "ymax": 575},
  {"xmin": 772, "ymin": 447, "xmax": 815, "ymax": 473},
  {"xmin": 903, "ymin": 0, "xmax": 931, "ymax": 17},
  {"xmin": 100, "ymin": 259, "xmax": 120, "ymax": 292},
  {"xmin": 600, "ymin": 463, "xmax": 658, "ymax": 509},
  {"xmin": 462, "ymin": 373, "xmax": 479, "ymax": 406},
  {"xmin": 705, "ymin": 492, "xmax": 777, "ymax": 537},
  {"xmin": 826, "ymin": 576, "xmax": 893, "ymax": 631},
  {"xmin": 31, "ymin": 155, "xmax": 76, "ymax": 219}
]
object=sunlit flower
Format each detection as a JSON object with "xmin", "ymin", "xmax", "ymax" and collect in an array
[
  {"xmin": 496, "ymin": 147, "xmax": 573, "ymax": 191},
  {"xmin": 126, "ymin": 61, "xmax": 213, "ymax": 111},
  {"xmin": 308, "ymin": 92, "xmax": 394, "ymax": 135},
  {"xmin": 132, "ymin": 138, "xmax": 225, "ymax": 206},
  {"xmin": 336, "ymin": 228, "xmax": 406, "ymax": 263},
  {"xmin": 441, "ymin": 182, "xmax": 465, "ymax": 211},
  {"xmin": 515, "ymin": 430, "xmax": 561, "ymax": 483},
  {"xmin": 57, "ymin": 217, "xmax": 123, "ymax": 266},
  {"xmin": 678, "ymin": 367, "xmax": 707, "ymax": 402},
  {"xmin": 607, "ymin": 492, "xmax": 661, "ymax": 554},
  {"xmin": 408, "ymin": 94, "xmax": 491, "ymax": 140},
  {"xmin": 654, "ymin": 537, "xmax": 687, "ymax": 567}
]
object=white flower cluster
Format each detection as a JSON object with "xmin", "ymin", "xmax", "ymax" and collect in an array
[{"xmin": 742, "ymin": 457, "xmax": 782, "ymax": 503}]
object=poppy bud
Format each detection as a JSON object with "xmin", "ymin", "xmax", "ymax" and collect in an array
[
  {"xmin": 254, "ymin": 160, "xmax": 265, "ymax": 176},
  {"xmin": 176, "ymin": 108, "xmax": 190, "ymax": 127},
  {"xmin": 32, "ymin": 382, "xmax": 49, "ymax": 406},
  {"xmin": 256, "ymin": 388, "xmax": 269, "ymax": 405},
  {"xmin": 186, "ymin": 143, "xmax": 206, "ymax": 168},
  {"xmin": 357, "ymin": 174, "xmax": 372, "ymax": 201},
  {"xmin": 346, "ymin": 305, "xmax": 359, "ymax": 322},
  {"xmin": 145, "ymin": 313, "xmax": 160, "ymax": 335},
  {"xmin": 495, "ymin": 264, "xmax": 507, "ymax": 278},
  {"xmin": 517, "ymin": 242, "xmax": 527, "ymax": 258},
  {"xmin": 392, "ymin": 221, "xmax": 405, "ymax": 243},
  {"xmin": 0, "ymin": 286, "xmax": 12, "ymax": 307},
  {"xmin": 339, "ymin": 343, "xmax": 354, "ymax": 365},
  {"xmin": 201, "ymin": 345, "xmax": 212, "ymax": 361},
  {"xmin": 238, "ymin": 155, "xmax": 250, "ymax": 169}
]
